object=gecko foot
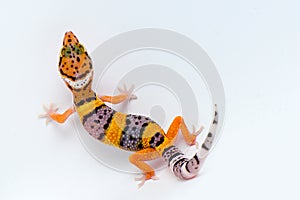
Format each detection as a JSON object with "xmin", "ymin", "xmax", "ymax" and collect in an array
[
  {"xmin": 118, "ymin": 84, "xmax": 137, "ymax": 101},
  {"xmin": 134, "ymin": 174, "xmax": 159, "ymax": 188},
  {"xmin": 192, "ymin": 125, "xmax": 204, "ymax": 137},
  {"xmin": 39, "ymin": 103, "xmax": 58, "ymax": 125},
  {"xmin": 188, "ymin": 125, "xmax": 204, "ymax": 146}
]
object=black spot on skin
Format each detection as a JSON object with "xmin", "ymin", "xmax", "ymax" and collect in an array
[
  {"xmin": 94, "ymin": 120, "xmax": 100, "ymax": 123},
  {"xmin": 72, "ymin": 60, "xmax": 74, "ymax": 63},
  {"xmin": 208, "ymin": 132, "xmax": 212, "ymax": 137},
  {"xmin": 156, "ymin": 136, "xmax": 164, "ymax": 147},
  {"xmin": 168, "ymin": 152, "xmax": 184, "ymax": 165},
  {"xmin": 83, "ymin": 79, "xmax": 91, "ymax": 90},
  {"xmin": 149, "ymin": 137, "xmax": 155, "ymax": 144},
  {"xmin": 71, "ymin": 65, "xmax": 73, "ymax": 68},
  {"xmin": 59, "ymin": 57, "xmax": 62, "ymax": 66},
  {"xmin": 103, "ymin": 123, "xmax": 109, "ymax": 130},
  {"xmin": 126, "ymin": 119, "xmax": 131, "ymax": 125},
  {"xmin": 202, "ymin": 143, "xmax": 209, "ymax": 150},
  {"xmin": 86, "ymin": 97, "xmax": 96, "ymax": 102},
  {"xmin": 75, "ymin": 100, "xmax": 84, "ymax": 107},
  {"xmin": 137, "ymin": 143, "xmax": 143, "ymax": 149},
  {"xmin": 66, "ymin": 68, "xmax": 69, "ymax": 70},
  {"xmin": 77, "ymin": 70, "xmax": 90, "ymax": 79},
  {"xmin": 91, "ymin": 125, "xmax": 94, "ymax": 129},
  {"xmin": 98, "ymin": 133, "xmax": 104, "ymax": 140},
  {"xmin": 135, "ymin": 122, "xmax": 139, "ymax": 125},
  {"xmin": 193, "ymin": 154, "xmax": 200, "ymax": 164},
  {"xmin": 85, "ymin": 52, "xmax": 91, "ymax": 59},
  {"xmin": 76, "ymin": 57, "xmax": 80, "ymax": 62},
  {"xmin": 99, "ymin": 115, "xmax": 103, "ymax": 119},
  {"xmin": 103, "ymin": 111, "xmax": 115, "ymax": 130},
  {"xmin": 68, "ymin": 39, "xmax": 71, "ymax": 42},
  {"xmin": 89, "ymin": 62, "xmax": 92, "ymax": 69},
  {"xmin": 74, "ymin": 89, "xmax": 82, "ymax": 93},
  {"xmin": 185, "ymin": 164, "xmax": 191, "ymax": 173},
  {"xmin": 67, "ymin": 84, "xmax": 73, "ymax": 91},
  {"xmin": 149, "ymin": 133, "xmax": 164, "ymax": 148},
  {"xmin": 75, "ymin": 67, "xmax": 78, "ymax": 70},
  {"xmin": 142, "ymin": 123, "xmax": 148, "ymax": 127},
  {"xmin": 138, "ymin": 116, "xmax": 141, "ymax": 120},
  {"xmin": 69, "ymin": 55, "xmax": 72, "ymax": 58}
]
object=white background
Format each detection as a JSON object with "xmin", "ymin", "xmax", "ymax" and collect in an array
[{"xmin": 1, "ymin": 0, "xmax": 299, "ymax": 199}]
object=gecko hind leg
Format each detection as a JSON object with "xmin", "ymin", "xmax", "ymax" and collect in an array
[
  {"xmin": 129, "ymin": 148, "xmax": 160, "ymax": 188},
  {"xmin": 166, "ymin": 116, "xmax": 204, "ymax": 146}
]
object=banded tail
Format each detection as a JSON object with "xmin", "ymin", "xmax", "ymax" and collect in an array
[{"xmin": 162, "ymin": 104, "xmax": 219, "ymax": 179}]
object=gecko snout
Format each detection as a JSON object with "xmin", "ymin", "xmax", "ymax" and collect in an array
[{"xmin": 63, "ymin": 31, "xmax": 79, "ymax": 46}]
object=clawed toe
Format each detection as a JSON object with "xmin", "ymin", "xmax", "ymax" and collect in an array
[
  {"xmin": 192, "ymin": 125, "xmax": 204, "ymax": 136},
  {"xmin": 129, "ymin": 94, "xmax": 137, "ymax": 100},
  {"xmin": 134, "ymin": 174, "xmax": 159, "ymax": 188},
  {"xmin": 151, "ymin": 175, "xmax": 159, "ymax": 180},
  {"xmin": 118, "ymin": 84, "xmax": 137, "ymax": 101},
  {"xmin": 186, "ymin": 125, "xmax": 205, "ymax": 146},
  {"xmin": 39, "ymin": 103, "xmax": 58, "ymax": 125},
  {"xmin": 135, "ymin": 175, "xmax": 146, "ymax": 188}
]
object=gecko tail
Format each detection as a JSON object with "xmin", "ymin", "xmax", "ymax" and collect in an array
[
  {"xmin": 199, "ymin": 104, "xmax": 219, "ymax": 157},
  {"xmin": 162, "ymin": 104, "xmax": 219, "ymax": 179}
]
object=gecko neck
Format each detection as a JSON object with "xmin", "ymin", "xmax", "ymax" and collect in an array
[{"xmin": 72, "ymin": 84, "xmax": 97, "ymax": 106}]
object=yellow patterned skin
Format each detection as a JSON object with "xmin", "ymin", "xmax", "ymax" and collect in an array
[
  {"xmin": 40, "ymin": 31, "xmax": 217, "ymax": 187},
  {"xmin": 102, "ymin": 112, "xmax": 126, "ymax": 146}
]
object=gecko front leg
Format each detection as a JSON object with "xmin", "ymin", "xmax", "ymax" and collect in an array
[
  {"xmin": 39, "ymin": 103, "xmax": 75, "ymax": 125},
  {"xmin": 99, "ymin": 84, "xmax": 137, "ymax": 104}
]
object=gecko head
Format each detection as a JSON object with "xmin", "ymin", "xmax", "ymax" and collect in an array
[{"xmin": 58, "ymin": 31, "xmax": 93, "ymax": 91}]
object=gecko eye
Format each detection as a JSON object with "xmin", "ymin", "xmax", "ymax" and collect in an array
[
  {"xmin": 74, "ymin": 44, "xmax": 85, "ymax": 55},
  {"xmin": 60, "ymin": 47, "xmax": 71, "ymax": 57}
]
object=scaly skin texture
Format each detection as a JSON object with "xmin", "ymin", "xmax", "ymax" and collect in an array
[{"xmin": 40, "ymin": 31, "xmax": 219, "ymax": 187}]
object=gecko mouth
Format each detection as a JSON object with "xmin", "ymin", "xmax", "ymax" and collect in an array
[{"xmin": 64, "ymin": 70, "xmax": 93, "ymax": 89}]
